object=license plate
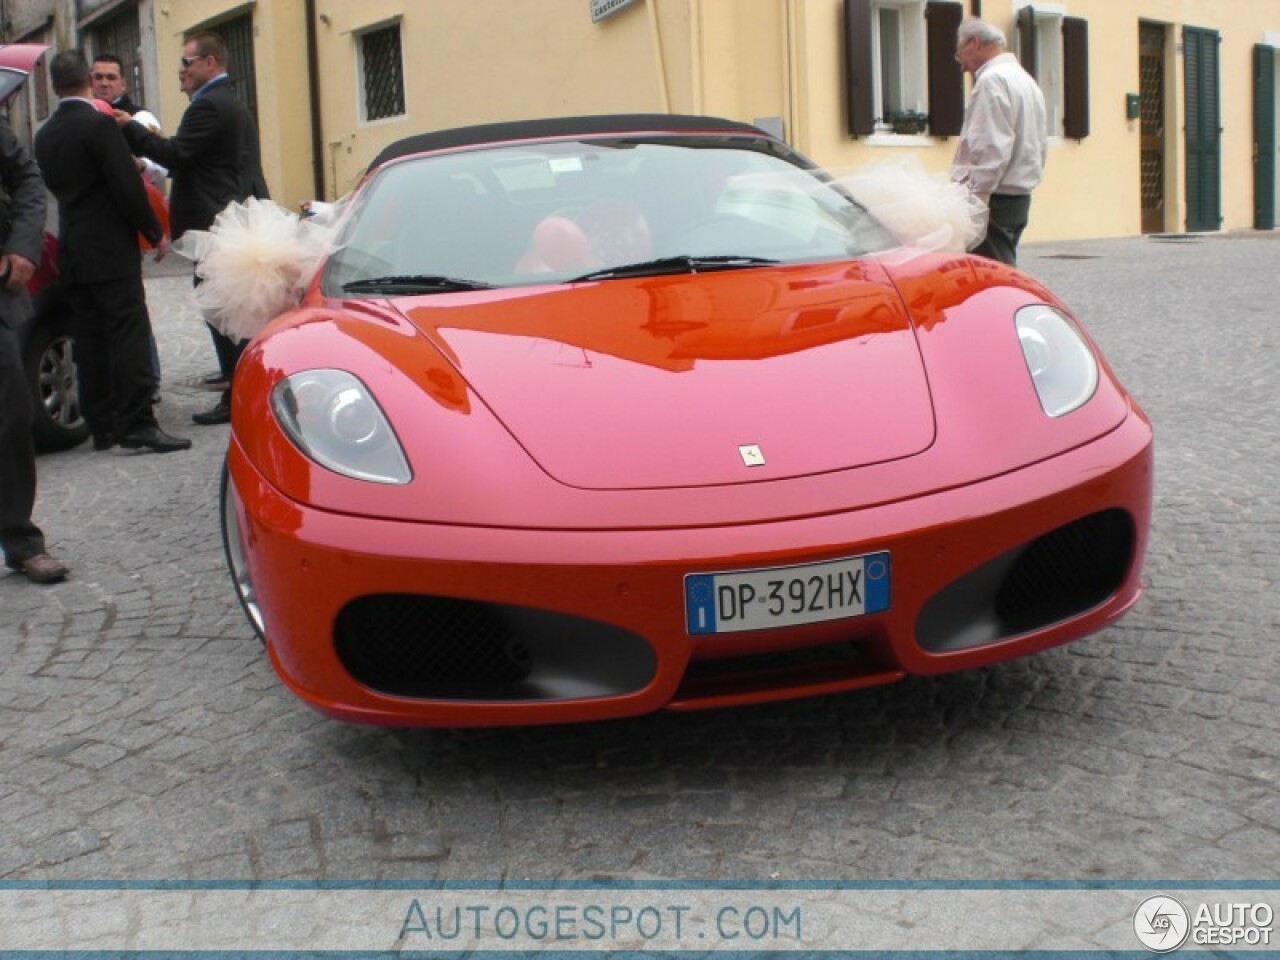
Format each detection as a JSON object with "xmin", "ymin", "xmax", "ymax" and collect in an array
[{"xmin": 684, "ymin": 552, "xmax": 890, "ymax": 635}]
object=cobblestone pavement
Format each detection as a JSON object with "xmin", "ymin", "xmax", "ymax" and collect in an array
[{"xmin": 1, "ymin": 235, "xmax": 1276, "ymax": 883}]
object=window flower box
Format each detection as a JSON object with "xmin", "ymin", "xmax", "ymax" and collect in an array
[{"xmin": 889, "ymin": 110, "xmax": 929, "ymax": 135}]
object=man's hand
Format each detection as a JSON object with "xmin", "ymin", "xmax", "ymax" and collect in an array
[
  {"xmin": 1, "ymin": 253, "xmax": 36, "ymax": 291},
  {"xmin": 152, "ymin": 235, "xmax": 169, "ymax": 262},
  {"xmin": 112, "ymin": 108, "xmax": 132, "ymax": 127}
]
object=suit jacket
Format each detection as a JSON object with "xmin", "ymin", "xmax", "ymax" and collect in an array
[
  {"xmin": 123, "ymin": 77, "xmax": 268, "ymax": 239},
  {"xmin": 34, "ymin": 99, "xmax": 160, "ymax": 286},
  {"xmin": 0, "ymin": 118, "xmax": 46, "ymax": 329}
]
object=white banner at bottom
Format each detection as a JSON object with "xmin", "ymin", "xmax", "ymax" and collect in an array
[{"xmin": 0, "ymin": 884, "xmax": 1275, "ymax": 954}]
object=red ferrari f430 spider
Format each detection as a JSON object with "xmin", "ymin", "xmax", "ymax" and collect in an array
[{"xmin": 221, "ymin": 115, "xmax": 1152, "ymax": 727}]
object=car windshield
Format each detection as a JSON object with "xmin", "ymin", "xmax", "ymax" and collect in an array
[{"xmin": 322, "ymin": 135, "xmax": 898, "ymax": 295}]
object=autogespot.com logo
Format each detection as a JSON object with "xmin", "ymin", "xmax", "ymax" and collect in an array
[{"xmin": 1134, "ymin": 895, "xmax": 1191, "ymax": 952}]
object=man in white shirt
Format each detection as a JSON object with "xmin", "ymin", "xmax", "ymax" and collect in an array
[{"xmin": 951, "ymin": 18, "xmax": 1048, "ymax": 266}]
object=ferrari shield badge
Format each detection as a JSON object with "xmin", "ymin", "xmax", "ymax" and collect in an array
[{"xmin": 739, "ymin": 444, "xmax": 766, "ymax": 467}]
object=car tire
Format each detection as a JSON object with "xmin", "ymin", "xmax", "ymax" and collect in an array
[
  {"xmin": 220, "ymin": 461, "xmax": 267, "ymax": 644},
  {"xmin": 23, "ymin": 285, "xmax": 89, "ymax": 452}
]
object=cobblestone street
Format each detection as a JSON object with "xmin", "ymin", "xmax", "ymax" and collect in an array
[{"xmin": 1, "ymin": 235, "xmax": 1276, "ymax": 882}]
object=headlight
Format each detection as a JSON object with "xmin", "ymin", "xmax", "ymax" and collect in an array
[
  {"xmin": 1015, "ymin": 304, "xmax": 1098, "ymax": 417},
  {"xmin": 271, "ymin": 369, "xmax": 412, "ymax": 484}
]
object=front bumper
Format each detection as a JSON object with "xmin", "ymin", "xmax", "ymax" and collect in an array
[{"xmin": 226, "ymin": 409, "xmax": 1152, "ymax": 727}]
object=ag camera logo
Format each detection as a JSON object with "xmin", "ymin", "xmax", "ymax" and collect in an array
[{"xmin": 1134, "ymin": 896, "xmax": 1190, "ymax": 952}]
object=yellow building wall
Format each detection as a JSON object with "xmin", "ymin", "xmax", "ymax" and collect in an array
[
  {"xmin": 312, "ymin": 0, "xmax": 700, "ymax": 198},
  {"xmin": 692, "ymin": 0, "xmax": 790, "ymax": 125},
  {"xmin": 790, "ymin": 0, "xmax": 1280, "ymax": 240},
  {"xmin": 149, "ymin": 0, "xmax": 1280, "ymax": 238},
  {"xmin": 1016, "ymin": 0, "xmax": 1280, "ymax": 240}
]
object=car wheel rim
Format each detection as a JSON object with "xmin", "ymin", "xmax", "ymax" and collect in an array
[
  {"xmin": 222, "ymin": 482, "xmax": 266, "ymax": 638},
  {"xmin": 39, "ymin": 335, "xmax": 84, "ymax": 429}
]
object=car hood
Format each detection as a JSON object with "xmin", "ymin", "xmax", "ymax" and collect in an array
[{"xmin": 393, "ymin": 261, "xmax": 935, "ymax": 490}]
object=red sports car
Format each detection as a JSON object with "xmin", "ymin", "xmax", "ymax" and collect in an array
[{"xmin": 221, "ymin": 114, "xmax": 1152, "ymax": 727}]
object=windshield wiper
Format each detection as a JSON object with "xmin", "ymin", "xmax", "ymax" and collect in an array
[
  {"xmin": 341, "ymin": 274, "xmax": 496, "ymax": 294},
  {"xmin": 570, "ymin": 255, "xmax": 779, "ymax": 282}
]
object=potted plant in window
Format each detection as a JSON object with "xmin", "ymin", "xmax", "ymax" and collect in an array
[{"xmin": 889, "ymin": 110, "xmax": 929, "ymax": 135}]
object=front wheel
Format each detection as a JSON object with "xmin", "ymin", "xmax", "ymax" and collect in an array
[
  {"xmin": 23, "ymin": 292, "xmax": 89, "ymax": 452},
  {"xmin": 221, "ymin": 461, "xmax": 266, "ymax": 644}
]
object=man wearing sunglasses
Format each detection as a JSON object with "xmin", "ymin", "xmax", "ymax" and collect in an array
[{"xmin": 117, "ymin": 31, "xmax": 269, "ymax": 426}]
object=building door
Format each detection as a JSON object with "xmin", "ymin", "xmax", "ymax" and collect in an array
[
  {"xmin": 212, "ymin": 12, "xmax": 259, "ymax": 126},
  {"xmin": 1254, "ymin": 44, "xmax": 1276, "ymax": 230},
  {"xmin": 1183, "ymin": 26, "xmax": 1221, "ymax": 233},
  {"xmin": 1139, "ymin": 23, "xmax": 1166, "ymax": 234}
]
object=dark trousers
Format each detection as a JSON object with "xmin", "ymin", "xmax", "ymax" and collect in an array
[
  {"xmin": 67, "ymin": 273, "xmax": 158, "ymax": 440},
  {"xmin": 198, "ymin": 270, "xmax": 245, "ymax": 405},
  {"xmin": 974, "ymin": 193, "xmax": 1033, "ymax": 267},
  {"xmin": 0, "ymin": 299, "xmax": 45, "ymax": 566},
  {"xmin": 208, "ymin": 323, "xmax": 245, "ymax": 386}
]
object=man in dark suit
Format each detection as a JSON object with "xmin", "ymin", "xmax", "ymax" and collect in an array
[
  {"xmin": 117, "ymin": 31, "xmax": 269, "ymax": 426},
  {"xmin": 34, "ymin": 51, "xmax": 189, "ymax": 454},
  {"xmin": 0, "ymin": 114, "xmax": 68, "ymax": 583}
]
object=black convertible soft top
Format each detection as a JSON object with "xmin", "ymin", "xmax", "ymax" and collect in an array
[{"xmin": 368, "ymin": 113, "xmax": 771, "ymax": 173}]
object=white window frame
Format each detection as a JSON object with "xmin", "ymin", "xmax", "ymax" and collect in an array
[
  {"xmin": 871, "ymin": 0, "xmax": 928, "ymax": 134},
  {"xmin": 355, "ymin": 17, "xmax": 407, "ymax": 127},
  {"xmin": 1014, "ymin": 1, "xmax": 1066, "ymax": 138}
]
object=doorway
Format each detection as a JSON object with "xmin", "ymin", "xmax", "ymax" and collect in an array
[
  {"xmin": 1138, "ymin": 22, "xmax": 1167, "ymax": 234},
  {"xmin": 208, "ymin": 11, "xmax": 260, "ymax": 125}
]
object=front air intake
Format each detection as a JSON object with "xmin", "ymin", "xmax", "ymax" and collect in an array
[
  {"xmin": 917, "ymin": 509, "xmax": 1136, "ymax": 652},
  {"xmin": 334, "ymin": 594, "xmax": 656, "ymax": 701}
]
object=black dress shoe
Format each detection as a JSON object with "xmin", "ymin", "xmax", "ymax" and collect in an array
[
  {"xmin": 192, "ymin": 396, "xmax": 231, "ymax": 425},
  {"xmin": 92, "ymin": 432, "xmax": 116, "ymax": 451},
  {"xmin": 118, "ymin": 425, "xmax": 193, "ymax": 453}
]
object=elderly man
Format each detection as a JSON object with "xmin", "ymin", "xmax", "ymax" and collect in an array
[
  {"xmin": 117, "ymin": 31, "xmax": 268, "ymax": 426},
  {"xmin": 950, "ymin": 17, "xmax": 1048, "ymax": 266}
]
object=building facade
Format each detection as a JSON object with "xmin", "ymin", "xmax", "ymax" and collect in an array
[{"xmin": 16, "ymin": 0, "xmax": 1280, "ymax": 242}]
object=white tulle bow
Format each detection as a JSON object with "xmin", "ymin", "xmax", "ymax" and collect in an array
[
  {"xmin": 173, "ymin": 197, "xmax": 340, "ymax": 344},
  {"xmin": 835, "ymin": 157, "xmax": 989, "ymax": 255}
]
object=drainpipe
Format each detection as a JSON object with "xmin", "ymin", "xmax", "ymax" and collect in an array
[
  {"xmin": 784, "ymin": 0, "xmax": 799, "ymax": 146},
  {"xmin": 305, "ymin": 0, "xmax": 326, "ymax": 199},
  {"xmin": 647, "ymin": 0, "xmax": 672, "ymax": 113},
  {"xmin": 689, "ymin": 0, "xmax": 702, "ymax": 114}
]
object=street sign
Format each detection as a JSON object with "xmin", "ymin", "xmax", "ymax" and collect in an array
[{"xmin": 591, "ymin": 0, "xmax": 641, "ymax": 23}]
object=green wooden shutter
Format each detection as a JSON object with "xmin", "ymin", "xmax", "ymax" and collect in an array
[
  {"xmin": 1254, "ymin": 45, "xmax": 1276, "ymax": 230},
  {"xmin": 926, "ymin": 1, "xmax": 964, "ymax": 136},
  {"xmin": 1184, "ymin": 27, "xmax": 1221, "ymax": 232},
  {"xmin": 844, "ymin": 0, "xmax": 875, "ymax": 137}
]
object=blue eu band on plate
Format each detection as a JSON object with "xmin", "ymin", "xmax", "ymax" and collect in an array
[{"xmin": 685, "ymin": 552, "xmax": 891, "ymax": 635}]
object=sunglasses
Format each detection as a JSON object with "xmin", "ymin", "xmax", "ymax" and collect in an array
[{"xmin": 179, "ymin": 54, "xmax": 208, "ymax": 68}]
